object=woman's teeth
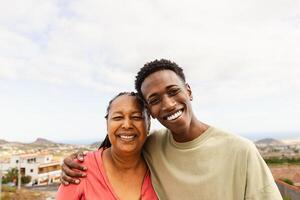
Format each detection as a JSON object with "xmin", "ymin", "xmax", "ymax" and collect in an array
[{"xmin": 120, "ymin": 135, "xmax": 135, "ymax": 141}]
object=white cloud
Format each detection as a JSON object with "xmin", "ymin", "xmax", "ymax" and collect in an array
[
  {"xmin": 0, "ymin": 0, "xmax": 59, "ymax": 33},
  {"xmin": 0, "ymin": 0, "xmax": 300, "ymax": 140}
]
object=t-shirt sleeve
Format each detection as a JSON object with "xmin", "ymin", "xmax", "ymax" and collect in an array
[{"xmin": 244, "ymin": 143, "xmax": 283, "ymax": 200}]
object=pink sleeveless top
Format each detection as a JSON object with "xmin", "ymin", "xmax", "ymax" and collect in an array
[{"xmin": 57, "ymin": 149, "xmax": 158, "ymax": 200}]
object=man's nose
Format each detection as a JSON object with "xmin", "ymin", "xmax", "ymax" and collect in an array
[{"xmin": 161, "ymin": 96, "xmax": 176, "ymax": 111}]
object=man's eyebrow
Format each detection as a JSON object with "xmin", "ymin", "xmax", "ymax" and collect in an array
[
  {"xmin": 147, "ymin": 93, "xmax": 158, "ymax": 100},
  {"xmin": 166, "ymin": 85, "xmax": 178, "ymax": 89},
  {"xmin": 146, "ymin": 85, "xmax": 179, "ymax": 100}
]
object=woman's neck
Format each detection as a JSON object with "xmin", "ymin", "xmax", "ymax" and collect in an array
[
  {"xmin": 102, "ymin": 147, "xmax": 148, "ymax": 200},
  {"xmin": 104, "ymin": 148, "xmax": 145, "ymax": 172}
]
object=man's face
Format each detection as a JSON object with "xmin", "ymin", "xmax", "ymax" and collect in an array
[{"xmin": 141, "ymin": 70, "xmax": 193, "ymax": 133}]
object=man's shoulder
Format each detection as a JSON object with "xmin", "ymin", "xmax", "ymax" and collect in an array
[
  {"xmin": 211, "ymin": 127, "xmax": 255, "ymax": 151},
  {"xmin": 144, "ymin": 129, "xmax": 168, "ymax": 149},
  {"xmin": 148, "ymin": 128, "xmax": 168, "ymax": 138}
]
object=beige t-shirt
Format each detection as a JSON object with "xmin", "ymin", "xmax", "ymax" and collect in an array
[{"xmin": 143, "ymin": 127, "xmax": 282, "ymax": 200}]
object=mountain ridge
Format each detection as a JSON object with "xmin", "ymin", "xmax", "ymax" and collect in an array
[{"xmin": 255, "ymin": 138, "xmax": 284, "ymax": 145}]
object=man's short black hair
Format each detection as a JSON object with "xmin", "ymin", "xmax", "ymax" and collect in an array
[{"xmin": 135, "ymin": 59, "xmax": 186, "ymax": 100}]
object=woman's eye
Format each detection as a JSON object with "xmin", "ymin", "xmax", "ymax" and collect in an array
[
  {"xmin": 132, "ymin": 116, "xmax": 143, "ymax": 120},
  {"xmin": 112, "ymin": 116, "xmax": 123, "ymax": 120}
]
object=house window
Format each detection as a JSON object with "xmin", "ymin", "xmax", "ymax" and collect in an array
[
  {"xmin": 16, "ymin": 160, "xmax": 19, "ymax": 163},
  {"xmin": 30, "ymin": 169, "xmax": 34, "ymax": 173}
]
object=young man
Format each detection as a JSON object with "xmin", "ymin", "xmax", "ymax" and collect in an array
[{"xmin": 61, "ymin": 59, "xmax": 282, "ymax": 199}]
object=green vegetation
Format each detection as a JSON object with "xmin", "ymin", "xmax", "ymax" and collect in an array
[
  {"xmin": 280, "ymin": 178, "xmax": 294, "ymax": 185},
  {"xmin": 2, "ymin": 167, "xmax": 18, "ymax": 184},
  {"xmin": 2, "ymin": 185, "xmax": 17, "ymax": 192},
  {"xmin": 264, "ymin": 157, "xmax": 300, "ymax": 164},
  {"xmin": 21, "ymin": 175, "xmax": 32, "ymax": 184},
  {"xmin": 2, "ymin": 167, "xmax": 32, "ymax": 185},
  {"xmin": 283, "ymin": 197, "xmax": 292, "ymax": 200}
]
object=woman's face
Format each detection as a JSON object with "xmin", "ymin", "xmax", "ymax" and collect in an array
[{"xmin": 106, "ymin": 95, "xmax": 149, "ymax": 155}]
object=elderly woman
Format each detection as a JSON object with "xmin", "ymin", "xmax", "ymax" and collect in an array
[{"xmin": 56, "ymin": 92, "xmax": 157, "ymax": 200}]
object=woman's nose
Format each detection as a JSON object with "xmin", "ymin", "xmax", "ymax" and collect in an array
[{"xmin": 122, "ymin": 118, "xmax": 133, "ymax": 129}]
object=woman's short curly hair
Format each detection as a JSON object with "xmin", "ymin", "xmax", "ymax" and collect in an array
[{"xmin": 135, "ymin": 59, "xmax": 186, "ymax": 100}]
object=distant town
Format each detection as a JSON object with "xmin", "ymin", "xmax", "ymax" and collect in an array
[{"xmin": 0, "ymin": 137, "xmax": 300, "ymax": 199}]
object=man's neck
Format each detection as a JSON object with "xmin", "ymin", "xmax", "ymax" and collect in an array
[{"xmin": 171, "ymin": 119, "xmax": 209, "ymax": 143}]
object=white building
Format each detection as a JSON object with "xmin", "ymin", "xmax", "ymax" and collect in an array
[{"xmin": 2, "ymin": 153, "xmax": 61, "ymax": 186}]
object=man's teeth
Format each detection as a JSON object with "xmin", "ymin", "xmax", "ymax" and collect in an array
[{"xmin": 167, "ymin": 110, "xmax": 183, "ymax": 121}]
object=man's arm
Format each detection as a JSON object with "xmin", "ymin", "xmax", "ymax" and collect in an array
[{"xmin": 60, "ymin": 151, "xmax": 88, "ymax": 185}]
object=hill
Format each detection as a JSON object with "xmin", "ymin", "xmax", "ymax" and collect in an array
[
  {"xmin": 255, "ymin": 138, "xmax": 284, "ymax": 146},
  {"xmin": 31, "ymin": 138, "xmax": 56, "ymax": 145},
  {"xmin": 0, "ymin": 139, "xmax": 8, "ymax": 144},
  {"xmin": 90, "ymin": 141, "xmax": 101, "ymax": 149}
]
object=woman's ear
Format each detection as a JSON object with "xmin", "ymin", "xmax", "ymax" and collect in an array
[
  {"xmin": 147, "ymin": 119, "xmax": 151, "ymax": 133},
  {"xmin": 106, "ymin": 119, "xmax": 109, "ymax": 132},
  {"xmin": 144, "ymin": 109, "xmax": 151, "ymax": 133}
]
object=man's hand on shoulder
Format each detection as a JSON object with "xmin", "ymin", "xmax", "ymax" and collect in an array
[{"xmin": 60, "ymin": 151, "xmax": 88, "ymax": 185}]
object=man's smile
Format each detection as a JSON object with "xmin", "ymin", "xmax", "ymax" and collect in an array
[{"xmin": 163, "ymin": 108, "xmax": 184, "ymax": 121}]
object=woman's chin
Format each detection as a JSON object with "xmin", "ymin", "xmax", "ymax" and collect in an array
[{"xmin": 113, "ymin": 145, "xmax": 142, "ymax": 155}]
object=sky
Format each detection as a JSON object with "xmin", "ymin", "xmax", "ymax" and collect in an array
[{"xmin": 0, "ymin": 0, "xmax": 300, "ymax": 144}]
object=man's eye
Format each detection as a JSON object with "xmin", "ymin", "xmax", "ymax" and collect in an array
[
  {"xmin": 148, "ymin": 98, "xmax": 160, "ymax": 105},
  {"xmin": 168, "ymin": 88, "xmax": 180, "ymax": 96}
]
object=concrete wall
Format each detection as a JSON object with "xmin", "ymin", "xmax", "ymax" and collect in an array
[{"xmin": 276, "ymin": 180, "xmax": 300, "ymax": 200}]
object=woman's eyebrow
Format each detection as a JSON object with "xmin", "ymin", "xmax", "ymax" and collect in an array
[
  {"xmin": 111, "ymin": 111, "xmax": 142, "ymax": 115},
  {"xmin": 131, "ymin": 111, "xmax": 143, "ymax": 115},
  {"xmin": 110, "ymin": 111, "xmax": 123, "ymax": 115}
]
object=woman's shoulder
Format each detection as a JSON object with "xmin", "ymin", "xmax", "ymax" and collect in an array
[{"xmin": 83, "ymin": 149, "xmax": 103, "ymax": 168}]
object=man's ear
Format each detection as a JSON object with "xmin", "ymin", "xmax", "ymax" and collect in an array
[
  {"xmin": 145, "ymin": 104, "xmax": 156, "ymax": 119},
  {"xmin": 185, "ymin": 83, "xmax": 193, "ymax": 101}
]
